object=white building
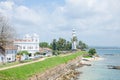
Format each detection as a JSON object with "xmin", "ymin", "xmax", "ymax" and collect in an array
[
  {"xmin": 14, "ymin": 33, "xmax": 40, "ymax": 57},
  {"xmin": 0, "ymin": 46, "xmax": 17, "ymax": 62}
]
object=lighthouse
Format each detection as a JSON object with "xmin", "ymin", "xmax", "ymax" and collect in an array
[{"xmin": 72, "ymin": 29, "xmax": 77, "ymax": 50}]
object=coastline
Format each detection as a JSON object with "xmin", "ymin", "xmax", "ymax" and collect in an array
[
  {"xmin": 29, "ymin": 56, "xmax": 102, "ymax": 80},
  {"xmin": 77, "ymin": 49, "xmax": 120, "ymax": 80},
  {"xmin": 58, "ymin": 56, "xmax": 103, "ymax": 80},
  {"xmin": 29, "ymin": 56, "xmax": 82, "ymax": 80}
]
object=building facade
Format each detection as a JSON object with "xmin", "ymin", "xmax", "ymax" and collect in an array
[
  {"xmin": 0, "ymin": 46, "xmax": 17, "ymax": 62},
  {"xmin": 14, "ymin": 33, "xmax": 39, "ymax": 57}
]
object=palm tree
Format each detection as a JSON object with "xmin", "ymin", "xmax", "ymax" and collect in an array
[
  {"xmin": 71, "ymin": 36, "xmax": 77, "ymax": 42},
  {"xmin": 17, "ymin": 50, "xmax": 29, "ymax": 62}
]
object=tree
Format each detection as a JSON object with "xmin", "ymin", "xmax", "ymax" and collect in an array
[
  {"xmin": 0, "ymin": 15, "xmax": 15, "ymax": 64},
  {"xmin": 52, "ymin": 39, "xmax": 57, "ymax": 50},
  {"xmin": 34, "ymin": 52, "xmax": 40, "ymax": 56},
  {"xmin": 50, "ymin": 39, "xmax": 57, "ymax": 55},
  {"xmin": 66, "ymin": 41, "xmax": 72, "ymax": 50},
  {"xmin": 88, "ymin": 48, "xmax": 96, "ymax": 56},
  {"xmin": 50, "ymin": 38, "xmax": 72, "ymax": 52},
  {"xmin": 17, "ymin": 50, "xmax": 29, "ymax": 61},
  {"xmin": 17, "ymin": 50, "xmax": 29, "ymax": 55},
  {"xmin": 51, "ymin": 38, "xmax": 67, "ymax": 55},
  {"xmin": 78, "ymin": 41, "xmax": 88, "ymax": 50},
  {"xmin": 71, "ymin": 36, "xmax": 77, "ymax": 42},
  {"xmin": 57, "ymin": 38, "xmax": 66, "ymax": 51},
  {"xmin": 39, "ymin": 42, "xmax": 49, "ymax": 48}
]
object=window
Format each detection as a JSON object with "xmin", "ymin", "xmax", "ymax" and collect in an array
[
  {"xmin": 31, "ymin": 46, "xmax": 33, "ymax": 49},
  {"xmin": 28, "ymin": 46, "xmax": 33, "ymax": 50},
  {"xmin": 12, "ymin": 50, "xmax": 13, "ymax": 54},
  {"xmin": 6, "ymin": 51, "xmax": 8, "ymax": 54},
  {"xmin": 15, "ymin": 51, "xmax": 17, "ymax": 53},
  {"xmin": 7, "ymin": 58, "xmax": 11, "ymax": 60},
  {"xmin": 27, "ymin": 47, "xmax": 29, "ymax": 49},
  {"xmin": 36, "ymin": 39, "xmax": 37, "ymax": 42},
  {"xmin": 36, "ymin": 46, "xmax": 38, "ymax": 49},
  {"xmin": 9, "ymin": 58, "xmax": 11, "ymax": 60},
  {"xmin": 23, "ymin": 46, "xmax": 25, "ymax": 49}
]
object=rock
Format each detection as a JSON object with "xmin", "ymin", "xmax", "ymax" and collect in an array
[
  {"xmin": 108, "ymin": 65, "xmax": 120, "ymax": 70},
  {"xmin": 104, "ymin": 54, "xmax": 114, "ymax": 56},
  {"xmin": 29, "ymin": 56, "xmax": 83, "ymax": 80},
  {"xmin": 112, "ymin": 66, "xmax": 120, "ymax": 70},
  {"xmin": 76, "ymin": 63, "xmax": 84, "ymax": 67},
  {"xmin": 82, "ymin": 59, "xmax": 89, "ymax": 61},
  {"xmin": 85, "ymin": 64, "xmax": 92, "ymax": 66}
]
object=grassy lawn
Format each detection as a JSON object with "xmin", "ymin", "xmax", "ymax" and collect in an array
[
  {"xmin": 0, "ymin": 51, "xmax": 87, "ymax": 80},
  {"xmin": 83, "ymin": 55, "xmax": 92, "ymax": 58}
]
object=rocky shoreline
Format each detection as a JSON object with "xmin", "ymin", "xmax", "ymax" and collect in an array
[{"xmin": 29, "ymin": 56, "xmax": 96, "ymax": 80}]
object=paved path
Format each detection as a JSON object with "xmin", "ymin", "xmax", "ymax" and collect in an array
[{"xmin": 0, "ymin": 58, "xmax": 45, "ymax": 71}]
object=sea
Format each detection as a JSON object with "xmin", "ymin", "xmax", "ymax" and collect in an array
[{"xmin": 77, "ymin": 49, "xmax": 120, "ymax": 80}]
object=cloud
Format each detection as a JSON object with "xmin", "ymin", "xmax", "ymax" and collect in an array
[
  {"xmin": 14, "ymin": 6, "xmax": 41, "ymax": 25},
  {"xmin": 0, "ymin": 1, "xmax": 14, "ymax": 18},
  {"xmin": 0, "ymin": 1, "xmax": 14, "ymax": 10},
  {"xmin": 0, "ymin": 0, "xmax": 120, "ymax": 46}
]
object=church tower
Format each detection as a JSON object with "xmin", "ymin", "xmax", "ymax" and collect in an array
[{"xmin": 72, "ymin": 29, "xmax": 77, "ymax": 50}]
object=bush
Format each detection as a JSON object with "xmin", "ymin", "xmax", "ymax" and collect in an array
[
  {"xmin": 52, "ymin": 50, "xmax": 57, "ymax": 55},
  {"xmin": 88, "ymin": 48, "xmax": 96, "ymax": 56},
  {"xmin": 52, "ymin": 50, "xmax": 61, "ymax": 55}
]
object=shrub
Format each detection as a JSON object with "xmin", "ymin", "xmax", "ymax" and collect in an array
[{"xmin": 88, "ymin": 48, "xmax": 96, "ymax": 56}]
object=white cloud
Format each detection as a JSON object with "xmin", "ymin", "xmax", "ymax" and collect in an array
[
  {"xmin": 0, "ymin": 0, "xmax": 120, "ymax": 46},
  {"xmin": 0, "ymin": 1, "xmax": 14, "ymax": 18},
  {"xmin": 0, "ymin": 1, "xmax": 14, "ymax": 10},
  {"xmin": 15, "ymin": 6, "xmax": 41, "ymax": 25}
]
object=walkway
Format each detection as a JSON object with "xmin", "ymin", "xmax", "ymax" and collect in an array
[
  {"xmin": 0, "ymin": 58, "xmax": 45, "ymax": 71},
  {"xmin": 0, "ymin": 53, "xmax": 72, "ymax": 71}
]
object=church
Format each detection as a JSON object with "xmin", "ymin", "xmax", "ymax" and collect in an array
[{"xmin": 14, "ymin": 33, "xmax": 40, "ymax": 57}]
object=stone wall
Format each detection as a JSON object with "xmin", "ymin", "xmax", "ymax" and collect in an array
[{"xmin": 29, "ymin": 56, "xmax": 82, "ymax": 80}]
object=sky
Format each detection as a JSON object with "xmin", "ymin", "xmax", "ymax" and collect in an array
[{"xmin": 0, "ymin": 0, "xmax": 120, "ymax": 47}]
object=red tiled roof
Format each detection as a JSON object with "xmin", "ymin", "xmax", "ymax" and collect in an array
[
  {"xmin": 5, "ymin": 45, "xmax": 17, "ymax": 50},
  {"xmin": 14, "ymin": 39, "xmax": 32, "ymax": 42},
  {"xmin": 39, "ymin": 48, "xmax": 52, "ymax": 53}
]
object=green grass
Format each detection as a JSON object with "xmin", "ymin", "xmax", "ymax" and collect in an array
[
  {"xmin": 0, "ymin": 51, "xmax": 87, "ymax": 80},
  {"xmin": 83, "ymin": 55, "xmax": 92, "ymax": 58}
]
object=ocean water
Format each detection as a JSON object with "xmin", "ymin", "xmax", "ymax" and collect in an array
[{"xmin": 77, "ymin": 49, "xmax": 120, "ymax": 80}]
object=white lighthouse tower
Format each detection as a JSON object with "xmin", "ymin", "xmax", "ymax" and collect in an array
[{"xmin": 72, "ymin": 29, "xmax": 77, "ymax": 50}]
